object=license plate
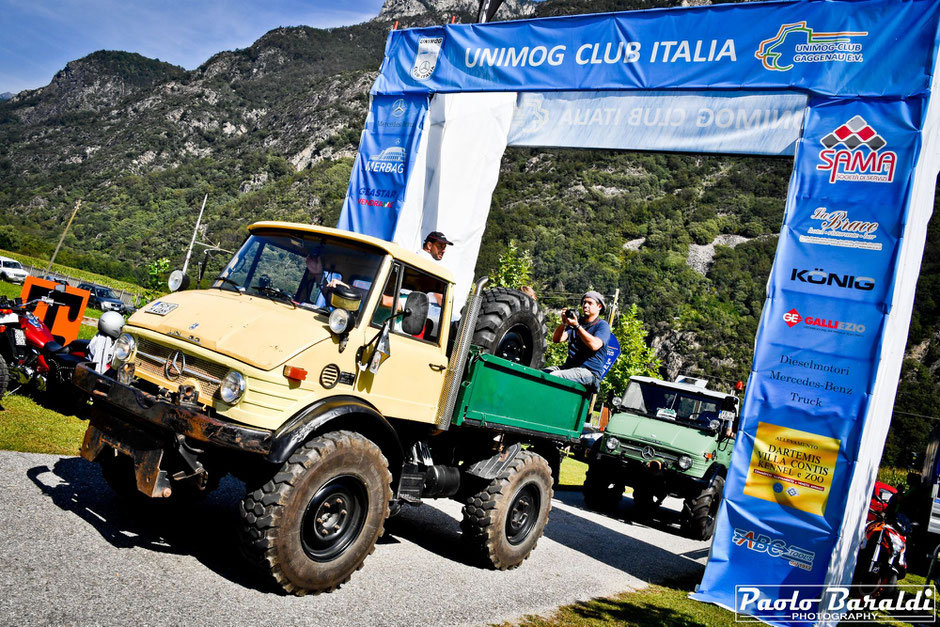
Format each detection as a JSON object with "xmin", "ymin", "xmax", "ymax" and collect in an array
[{"xmin": 12, "ymin": 329, "xmax": 25, "ymax": 346}]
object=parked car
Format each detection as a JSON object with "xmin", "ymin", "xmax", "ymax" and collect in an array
[
  {"xmin": 75, "ymin": 282, "xmax": 125, "ymax": 313},
  {"xmin": 42, "ymin": 274, "xmax": 70, "ymax": 288},
  {"xmin": 0, "ymin": 256, "xmax": 29, "ymax": 284}
]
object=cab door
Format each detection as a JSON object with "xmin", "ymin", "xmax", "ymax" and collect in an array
[{"xmin": 356, "ymin": 262, "xmax": 451, "ymax": 423}]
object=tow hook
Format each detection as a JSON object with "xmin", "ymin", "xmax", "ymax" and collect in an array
[{"xmin": 173, "ymin": 434, "xmax": 209, "ymax": 486}]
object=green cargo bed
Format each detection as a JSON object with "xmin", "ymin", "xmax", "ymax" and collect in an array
[{"xmin": 451, "ymin": 351, "xmax": 592, "ymax": 442}]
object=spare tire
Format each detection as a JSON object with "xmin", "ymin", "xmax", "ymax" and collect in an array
[{"xmin": 471, "ymin": 287, "xmax": 547, "ymax": 369}]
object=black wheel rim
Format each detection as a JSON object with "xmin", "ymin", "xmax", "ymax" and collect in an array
[
  {"xmin": 506, "ymin": 483, "xmax": 540, "ymax": 545},
  {"xmin": 496, "ymin": 324, "xmax": 532, "ymax": 364},
  {"xmin": 300, "ymin": 475, "xmax": 368, "ymax": 562}
]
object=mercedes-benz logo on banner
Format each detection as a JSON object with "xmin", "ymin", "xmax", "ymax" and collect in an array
[
  {"xmin": 165, "ymin": 351, "xmax": 186, "ymax": 381},
  {"xmin": 641, "ymin": 445, "xmax": 656, "ymax": 460}
]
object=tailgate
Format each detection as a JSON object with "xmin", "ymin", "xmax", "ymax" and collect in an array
[{"xmin": 451, "ymin": 352, "xmax": 591, "ymax": 440}]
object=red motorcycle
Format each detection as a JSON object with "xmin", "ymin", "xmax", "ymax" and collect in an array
[
  {"xmin": 0, "ymin": 296, "xmax": 89, "ymax": 399},
  {"xmin": 853, "ymin": 488, "xmax": 911, "ymax": 598}
]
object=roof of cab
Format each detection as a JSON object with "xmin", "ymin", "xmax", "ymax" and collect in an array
[
  {"xmin": 247, "ymin": 222, "xmax": 455, "ymax": 283},
  {"xmin": 628, "ymin": 375, "xmax": 734, "ymax": 401}
]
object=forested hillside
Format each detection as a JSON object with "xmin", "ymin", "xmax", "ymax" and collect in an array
[{"xmin": 0, "ymin": 0, "xmax": 936, "ymax": 465}]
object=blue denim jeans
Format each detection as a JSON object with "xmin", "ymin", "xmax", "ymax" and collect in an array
[{"xmin": 544, "ymin": 366, "xmax": 597, "ymax": 387}]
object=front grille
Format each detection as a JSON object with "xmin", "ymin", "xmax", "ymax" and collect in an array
[
  {"xmin": 622, "ymin": 441, "xmax": 679, "ymax": 465},
  {"xmin": 135, "ymin": 337, "xmax": 228, "ymax": 399}
]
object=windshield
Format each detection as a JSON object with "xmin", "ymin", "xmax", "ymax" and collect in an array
[
  {"xmin": 620, "ymin": 380, "xmax": 722, "ymax": 428},
  {"xmin": 3, "ymin": 261, "xmax": 22, "ymax": 270},
  {"xmin": 216, "ymin": 231, "xmax": 385, "ymax": 314},
  {"xmin": 99, "ymin": 287, "xmax": 117, "ymax": 299}
]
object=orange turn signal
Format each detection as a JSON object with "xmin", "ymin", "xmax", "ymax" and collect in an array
[{"xmin": 283, "ymin": 365, "xmax": 307, "ymax": 381}]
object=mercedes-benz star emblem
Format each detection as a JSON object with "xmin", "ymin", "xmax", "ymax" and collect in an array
[
  {"xmin": 165, "ymin": 351, "xmax": 186, "ymax": 381},
  {"xmin": 391, "ymin": 99, "xmax": 406, "ymax": 117},
  {"xmin": 641, "ymin": 445, "xmax": 656, "ymax": 460}
]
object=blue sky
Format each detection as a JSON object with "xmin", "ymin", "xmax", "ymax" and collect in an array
[{"xmin": 0, "ymin": 0, "xmax": 386, "ymax": 94}]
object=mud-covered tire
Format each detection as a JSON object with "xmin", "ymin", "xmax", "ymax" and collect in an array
[
  {"xmin": 472, "ymin": 287, "xmax": 546, "ymax": 369},
  {"xmin": 239, "ymin": 431, "xmax": 391, "ymax": 595},
  {"xmin": 582, "ymin": 463, "xmax": 623, "ymax": 513},
  {"xmin": 681, "ymin": 475, "xmax": 724, "ymax": 541},
  {"xmin": 461, "ymin": 450, "xmax": 553, "ymax": 569},
  {"xmin": 0, "ymin": 357, "xmax": 8, "ymax": 398}
]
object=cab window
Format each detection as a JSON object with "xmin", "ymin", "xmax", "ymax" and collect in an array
[{"xmin": 371, "ymin": 263, "xmax": 447, "ymax": 344}]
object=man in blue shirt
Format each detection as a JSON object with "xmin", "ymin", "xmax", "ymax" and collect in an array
[{"xmin": 545, "ymin": 290, "xmax": 612, "ymax": 388}]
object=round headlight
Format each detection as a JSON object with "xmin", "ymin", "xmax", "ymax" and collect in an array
[
  {"xmin": 111, "ymin": 333, "xmax": 137, "ymax": 367},
  {"xmin": 678, "ymin": 455, "xmax": 693, "ymax": 470},
  {"xmin": 605, "ymin": 437, "xmax": 620, "ymax": 451},
  {"xmin": 220, "ymin": 370, "xmax": 246, "ymax": 404},
  {"xmin": 708, "ymin": 419, "xmax": 721, "ymax": 432},
  {"xmin": 328, "ymin": 308, "xmax": 352, "ymax": 334}
]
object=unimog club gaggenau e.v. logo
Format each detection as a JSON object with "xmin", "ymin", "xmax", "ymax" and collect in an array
[
  {"xmin": 817, "ymin": 116, "xmax": 897, "ymax": 184},
  {"xmin": 755, "ymin": 21, "xmax": 867, "ymax": 72},
  {"xmin": 411, "ymin": 37, "xmax": 444, "ymax": 81}
]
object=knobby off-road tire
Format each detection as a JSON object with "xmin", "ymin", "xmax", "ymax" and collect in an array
[
  {"xmin": 461, "ymin": 450, "xmax": 553, "ymax": 570},
  {"xmin": 472, "ymin": 287, "xmax": 547, "ymax": 369},
  {"xmin": 681, "ymin": 475, "xmax": 725, "ymax": 541},
  {"xmin": 582, "ymin": 462, "xmax": 624, "ymax": 513},
  {"xmin": 239, "ymin": 431, "xmax": 391, "ymax": 595}
]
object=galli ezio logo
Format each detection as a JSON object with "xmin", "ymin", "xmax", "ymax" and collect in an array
[
  {"xmin": 783, "ymin": 308, "xmax": 866, "ymax": 334},
  {"xmin": 755, "ymin": 21, "xmax": 867, "ymax": 72},
  {"xmin": 817, "ymin": 116, "xmax": 897, "ymax": 184}
]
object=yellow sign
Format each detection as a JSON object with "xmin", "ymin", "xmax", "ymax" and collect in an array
[{"xmin": 743, "ymin": 422, "xmax": 840, "ymax": 516}]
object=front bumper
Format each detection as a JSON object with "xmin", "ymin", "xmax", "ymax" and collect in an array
[
  {"xmin": 593, "ymin": 450, "xmax": 710, "ymax": 497},
  {"xmin": 74, "ymin": 363, "xmax": 272, "ymax": 496}
]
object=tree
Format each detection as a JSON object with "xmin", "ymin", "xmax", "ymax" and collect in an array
[
  {"xmin": 600, "ymin": 304, "xmax": 661, "ymax": 401},
  {"xmin": 490, "ymin": 240, "xmax": 533, "ymax": 290},
  {"xmin": 147, "ymin": 257, "xmax": 171, "ymax": 292}
]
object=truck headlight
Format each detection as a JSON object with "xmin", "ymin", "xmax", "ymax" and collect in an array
[
  {"xmin": 111, "ymin": 333, "xmax": 137, "ymax": 367},
  {"xmin": 328, "ymin": 308, "xmax": 354, "ymax": 335},
  {"xmin": 220, "ymin": 370, "xmax": 246, "ymax": 404},
  {"xmin": 605, "ymin": 437, "xmax": 620, "ymax": 451},
  {"xmin": 678, "ymin": 455, "xmax": 693, "ymax": 470}
]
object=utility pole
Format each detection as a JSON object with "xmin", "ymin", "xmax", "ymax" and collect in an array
[
  {"xmin": 182, "ymin": 194, "xmax": 208, "ymax": 275},
  {"xmin": 47, "ymin": 199, "xmax": 81, "ymax": 273}
]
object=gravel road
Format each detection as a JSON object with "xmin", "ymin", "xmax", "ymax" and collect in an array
[{"xmin": 0, "ymin": 451, "xmax": 710, "ymax": 626}]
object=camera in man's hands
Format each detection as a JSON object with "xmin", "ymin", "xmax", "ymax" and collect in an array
[{"xmin": 565, "ymin": 308, "xmax": 578, "ymax": 323}]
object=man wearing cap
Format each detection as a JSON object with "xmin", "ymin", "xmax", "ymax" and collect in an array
[
  {"xmin": 545, "ymin": 291, "xmax": 612, "ymax": 388},
  {"xmin": 418, "ymin": 231, "xmax": 453, "ymax": 262}
]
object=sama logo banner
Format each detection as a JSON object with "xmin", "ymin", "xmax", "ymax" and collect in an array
[
  {"xmin": 338, "ymin": 94, "xmax": 429, "ymax": 239},
  {"xmin": 693, "ymin": 95, "xmax": 919, "ymax": 623}
]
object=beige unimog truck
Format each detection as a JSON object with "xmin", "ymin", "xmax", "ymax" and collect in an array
[{"xmin": 74, "ymin": 222, "xmax": 595, "ymax": 594}]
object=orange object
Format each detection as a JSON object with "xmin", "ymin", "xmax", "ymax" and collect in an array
[
  {"xmin": 283, "ymin": 365, "xmax": 307, "ymax": 381},
  {"xmin": 20, "ymin": 276, "xmax": 90, "ymax": 345}
]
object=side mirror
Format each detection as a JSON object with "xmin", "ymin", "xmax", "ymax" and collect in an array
[{"xmin": 400, "ymin": 291, "xmax": 429, "ymax": 336}]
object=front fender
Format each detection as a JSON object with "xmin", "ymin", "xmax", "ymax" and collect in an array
[{"xmin": 266, "ymin": 395, "xmax": 404, "ymax": 476}]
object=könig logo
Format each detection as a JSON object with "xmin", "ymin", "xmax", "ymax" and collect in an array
[{"xmin": 817, "ymin": 116, "xmax": 897, "ymax": 184}]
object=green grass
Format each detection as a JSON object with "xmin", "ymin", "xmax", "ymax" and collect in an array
[
  {"xmin": 559, "ymin": 454, "xmax": 588, "ymax": 488},
  {"xmin": 514, "ymin": 573, "xmax": 736, "ymax": 627},
  {"xmin": 0, "ymin": 392, "xmax": 87, "ymax": 456}
]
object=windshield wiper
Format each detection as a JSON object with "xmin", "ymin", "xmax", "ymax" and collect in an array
[
  {"xmin": 211, "ymin": 276, "xmax": 243, "ymax": 294},
  {"xmin": 253, "ymin": 285, "xmax": 297, "ymax": 309}
]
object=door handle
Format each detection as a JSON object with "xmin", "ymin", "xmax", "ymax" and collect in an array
[{"xmin": 429, "ymin": 363, "xmax": 446, "ymax": 371}]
